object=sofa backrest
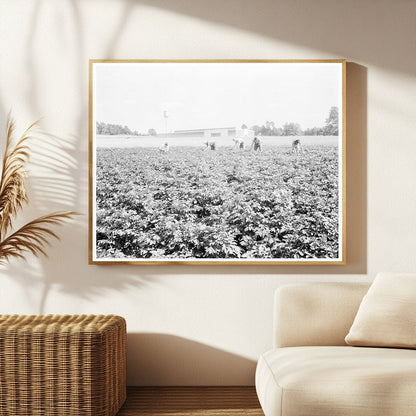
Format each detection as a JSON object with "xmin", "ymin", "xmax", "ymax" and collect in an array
[{"xmin": 273, "ymin": 282, "xmax": 370, "ymax": 348}]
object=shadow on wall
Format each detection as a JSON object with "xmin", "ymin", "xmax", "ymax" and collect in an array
[
  {"xmin": 136, "ymin": 0, "xmax": 413, "ymax": 76},
  {"xmin": 345, "ymin": 63, "xmax": 367, "ymax": 275},
  {"xmin": 0, "ymin": 127, "xmax": 155, "ymax": 314},
  {"xmin": 127, "ymin": 333, "xmax": 257, "ymax": 386},
  {"xmin": 0, "ymin": 1, "xmax": 141, "ymax": 311},
  {"xmin": 0, "ymin": 0, "xmax": 371, "ymax": 306}
]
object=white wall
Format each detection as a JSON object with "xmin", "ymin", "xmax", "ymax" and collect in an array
[{"xmin": 0, "ymin": 0, "xmax": 415, "ymax": 385}]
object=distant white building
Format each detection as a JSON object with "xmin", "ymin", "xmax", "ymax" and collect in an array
[{"xmin": 173, "ymin": 127, "xmax": 254, "ymax": 139}]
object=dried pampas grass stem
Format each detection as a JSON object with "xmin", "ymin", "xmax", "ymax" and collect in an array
[{"xmin": 0, "ymin": 115, "xmax": 78, "ymax": 264}]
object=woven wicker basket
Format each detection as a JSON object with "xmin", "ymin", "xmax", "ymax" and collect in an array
[{"xmin": 0, "ymin": 314, "xmax": 126, "ymax": 416}]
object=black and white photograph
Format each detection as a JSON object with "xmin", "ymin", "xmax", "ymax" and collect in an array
[{"xmin": 89, "ymin": 60, "xmax": 345, "ymax": 264}]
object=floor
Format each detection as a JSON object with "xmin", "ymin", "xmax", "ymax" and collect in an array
[{"xmin": 117, "ymin": 386, "xmax": 264, "ymax": 416}]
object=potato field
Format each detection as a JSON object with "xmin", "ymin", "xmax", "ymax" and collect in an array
[{"xmin": 95, "ymin": 145, "xmax": 339, "ymax": 260}]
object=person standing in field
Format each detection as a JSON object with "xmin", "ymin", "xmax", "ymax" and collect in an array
[
  {"xmin": 292, "ymin": 139, "xmax": 302, "ymax": 155},
  {"xmin": 159, "ymin": 142, "xmax": 169, "ymax": 153},
  {"xmin": 233, "ymin": 137, "xmax": 245, "ymax": 150},
  {"xmin": 203, "ymin": 140, "xmax": 216, "ymax": 151},
  {"xmin": 251, "ymin": 136, "xmax": 262, "ymax": 152}
]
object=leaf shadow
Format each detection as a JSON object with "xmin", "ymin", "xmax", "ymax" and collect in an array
[{"xmin": 0, "ymin": 128, "xmax": 158, "ymax": 314}]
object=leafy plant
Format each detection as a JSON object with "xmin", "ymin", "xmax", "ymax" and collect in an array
[
  {"xmin": 96, "ymin": 143, "xmax": 339, "ymax": 260},
  {"xmin": 0, "ymin": 116, "xmax": 78, "ymax": 264}
]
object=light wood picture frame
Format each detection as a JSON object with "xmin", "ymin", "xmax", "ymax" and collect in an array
[{"xmin": 89, "ymin": 59, "xmax": 346, "ymax": 265}]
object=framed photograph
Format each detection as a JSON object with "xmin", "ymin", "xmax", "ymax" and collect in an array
[{"xmin": 89, "ymin": 59, "xmax": 346, "ymax": 265}]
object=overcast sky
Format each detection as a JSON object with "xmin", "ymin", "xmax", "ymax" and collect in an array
[{"xmin": 93, "ymin": 62, "xmax": 342, "ymax": 134}]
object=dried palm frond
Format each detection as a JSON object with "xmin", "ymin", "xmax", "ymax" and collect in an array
[
  {"xmin": 0, "ymin": 212, "xmax": 79, "ymax": 265},
  {"xmin": 0, "ymin": 115, "xmax": 79, "ymax": 264}
]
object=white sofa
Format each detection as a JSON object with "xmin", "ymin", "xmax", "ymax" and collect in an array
[{"xmin": 255, "ymin": 282, "xmax": 416, "ymax": 416}]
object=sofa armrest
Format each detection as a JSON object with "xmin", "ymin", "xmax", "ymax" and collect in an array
[{"xmin": 274, "ymin": 282, "xmax": 370, "ymax": 348}]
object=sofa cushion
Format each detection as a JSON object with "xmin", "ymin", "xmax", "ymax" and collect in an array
[
  {"xmin": 345, "ymin": 272, "xmax": 416, "ymax": 348},
  {"xmin": 256, "ymin": 346, "xmax": 416, "ymax": 416},
  {"xmin": 274, "ymin": 283, "xmax": 370, "ymax": 348}
]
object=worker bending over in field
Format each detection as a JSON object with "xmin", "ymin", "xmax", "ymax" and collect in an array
[
  {"xmin": 159, "ymin": 142, "xmax": 169, "ymax": 153},
  {"xmin": 251, "ymin": 136, "xmax": 262, "ymax": 152},
  {"xmin": 203, "ymin": 141, "xmax": 216, "ymax": 151},
  {"xmin": 292, "ymin": 139, "xmax": 302, "ymax": 155},
  {"xmin": 233, "ymin": 137, "xmax": 245, "ymax": 150}
]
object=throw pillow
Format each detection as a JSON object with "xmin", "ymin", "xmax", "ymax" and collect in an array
[{"xmin": 345, "ymin": 272, "xmax": 416, "ymax": 348}]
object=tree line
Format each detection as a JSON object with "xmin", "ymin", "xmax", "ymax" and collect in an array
[
  {"xmin": 97, "ymin": 106, "xmax": 339, "ymax": 137},
  {"xmin": 96, "ymin": 122, "xmax": 139, "ymax": 136},
  {"xmin": 249, "ymin": 106, "xmax": 339, "ymax": 136}
]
